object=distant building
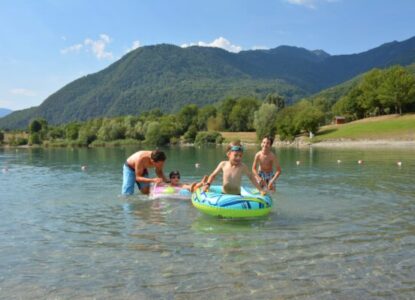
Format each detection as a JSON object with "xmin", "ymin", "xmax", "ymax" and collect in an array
[{"xmin": 334, "ymin": 116, "xmax": 346, "ymax": 125}]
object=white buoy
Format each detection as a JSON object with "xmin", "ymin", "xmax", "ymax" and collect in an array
[
  {"xmin": 337, "ymin": 160, "xmax": 342, "ymax": 164},
  {"xmin": 2, "ymin": 167, "xmax": 8, "ymax": 173},
  {"xmin": 358, "ymin": 160, "xmax": 364, "ymax": 165},
  {"xmin": 81, "ymin": 165, "xmax": 87, "ymax": 171},
  {"xmin": 195, "ymin": 163, "xmax": 200, "ymax": 168},
  {"xmin": 296, "ymin": 161, "xmax": 300, "ymax": 166},
  {"xmin": 397, "ymin": 161, "xmax": 402, "ymax": 167}
]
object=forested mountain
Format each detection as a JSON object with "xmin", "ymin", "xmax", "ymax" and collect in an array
[{"xmin": 1, "ymin": 36, "xmax": 415, "ymax": 129}]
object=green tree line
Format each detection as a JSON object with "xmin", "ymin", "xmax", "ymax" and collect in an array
[
  {"xmin": 2, "ymin": 65, "xmax": 414, "ymax": 147},
  {"xmin": 332, "ymin": 66, "xmax": 415, "ymax": 120}
]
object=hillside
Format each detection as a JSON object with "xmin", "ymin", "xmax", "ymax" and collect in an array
[
  {"xmin": 1, "ymin": 36, "xmax": 415, "ymax": 129},
  {"xmin": 313, "ymin": 114, "xmax": 415, "ymax": 142},
  {"xmin": 305, "ymin": 62, "xmax": 415, "ymax": 112}
]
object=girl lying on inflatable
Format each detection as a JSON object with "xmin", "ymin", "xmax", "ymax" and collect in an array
[{"xmin": 149, "ymin": 171, "xmax": 207, "ymax": 200}]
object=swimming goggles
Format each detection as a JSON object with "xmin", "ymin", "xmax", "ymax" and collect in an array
[{"xmin": 230, "ymin": 145, "xmax": 244, "ymax": 152}]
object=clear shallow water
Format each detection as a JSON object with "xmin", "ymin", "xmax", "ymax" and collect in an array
[{"xmin": 0, "ymin": 146, "xmax": 414, "ymax": 299}]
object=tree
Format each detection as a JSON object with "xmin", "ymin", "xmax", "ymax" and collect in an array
[
  {"xmin": 145, "ymin": 115, "xmax": 180, "ymax": 146},
  {"xmin": 28, "ymin": 119, "xmax": 43, "ymax": 133},
  {"xmin": 217, "ymin": 97, "xmax": 237, "ymax": 130},
  {"xmin": 275, "ymin": 106, "xmax": 299, "ymax": 141},
  {"xmin": 28, "ymin": 118, "xmax": 48, "ymax": 144},
  {"xmin": 47, "ymin": 127, "xmax": 65, "ymax": 139},
  {"xmin": 29, "ymin": 132, "xmax": 41, "ymax": 145},
  {"xmin": 228, "ymin": 97, "xmax": 260, "ymax": 131},
  {"xmin": 253, "ymin": 103, "xmax": 278, "ymax": 141},
  {"xmin": 183, "ymin": 124, "xmax": 198, "ymax": 143},
  {"xmin": 332, "ymin": 87, "xmax": 365, "ymax": 120},
  {"xmin": 65, "ymin": 123, "xmax": 80, "ymax": 140},
  {"xmin": 197, "ymin": 105, "xmax": 216, "ymax": 130},
  {"xmin": 177, "ymin": 104, "xmax": 199, "ymax": 134},
  {"xmin": 265, "ymin": 93, "xmax": 285, "ymax": 111},
  {"xmin": 0, "ymin": 131, "xmax": 4, "ymax": 143},
  {"xmin": 194, "ymin": 131, "xmax": 223, "ymax": 145},
  {"xmin": 358, "ymin": 69, "xmax": 384, "ymax": 116},
  {"xmin": 294, "ymin": 102, "xmax": 325, "ymax": 135},
  {"xmin": 144, "ymin": 122, "xmax": 162, "ymax": 145},
  {"xmin": 379, "ymin": 66, "xmax": 415, "ymax": 115}
]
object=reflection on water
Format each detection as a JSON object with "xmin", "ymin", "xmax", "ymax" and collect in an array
[{"xmin": 0, "ymin": 146, "xmax": 414, "ymax": 299}]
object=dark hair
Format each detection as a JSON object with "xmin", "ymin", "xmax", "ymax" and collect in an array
[
  {"xmin": 169, "ymin": 170, "xmax": 180, "ymax": 179},
  {"xmin": 151, "ymin": 150, "xmax": 166, "ymax": 162},
  {"xmin": 263, "ymin": 136, "xmax": 274, "ymax": 146}
]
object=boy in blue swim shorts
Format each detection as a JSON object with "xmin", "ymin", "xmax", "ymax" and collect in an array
[
  {"xmin": 122, "ymin": 150, "xmax": 168, "ymax": 195},
  {"xmin": 252, "ymin": 136, "xmax": 281, "ymax": 192}
]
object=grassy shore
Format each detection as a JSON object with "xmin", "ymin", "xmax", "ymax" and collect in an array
[
  {"xmin": 312, "ymin": 114, "xmax": 415, "ymax": 142},
  {"xmin": 222, "ymin": 114, "xmax": 415, "ymax": 146},
  {"xmin": 220, "ymin": 132, "xmax": 258, "ymax": 144}
]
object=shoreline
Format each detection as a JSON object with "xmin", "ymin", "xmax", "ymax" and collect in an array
[
  {"xmin": 2, "ymin": 139, "xmax": 415, "ymax": 149},
  {"xmin": 274, "ymin": 139, "xmax": 415, "ymax": 148}
]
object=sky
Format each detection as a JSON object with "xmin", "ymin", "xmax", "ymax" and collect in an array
[{"xmin": 1, "ymin": 0, "xmax": 414, "ymax": 111}]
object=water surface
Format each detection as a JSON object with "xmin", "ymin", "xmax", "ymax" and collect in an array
[{"xmin": 1, "ymin": 146, "xmax": 414, "ymax": 299}]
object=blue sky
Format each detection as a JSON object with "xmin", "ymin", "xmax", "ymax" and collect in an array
[{"xmin": 1, "ymin": 0, "xmax": 414, "ymax": 111}]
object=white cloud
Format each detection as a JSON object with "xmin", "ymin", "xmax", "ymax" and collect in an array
[
  {"xmin": 125, "ymin": 40, "xmax": 141, "ymax": 53},
  {"xmin": 284, "ymin": 0, "xmax": 339, "ymax": 9},
  {"xmin": 60, "ymin": 43, "xmax": 83, "ymax": 54},
  {"xmin": 10, "ymin": 88, "xmax": 36, "ymax": 97},
  {"xmin": 60, "ymin": 34, "xmax": 113, "ymax": 60},
  {"xmin": 182, "ymin": 37, "xmax": 242, "ymax": 53},
  {"xmin": 84, "ymin": 34, "xmax": 113, "ymax": 60}
]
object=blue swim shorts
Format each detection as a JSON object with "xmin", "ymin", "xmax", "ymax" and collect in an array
[
  {"xmin": 259, "ymin": 171, "xmax": 274, "ymax": 183},
  {"xmin": 121, "ymin": 163, "xmax": 150, "ymax": 195}
]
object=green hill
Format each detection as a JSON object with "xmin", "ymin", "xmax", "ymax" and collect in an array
[
  {"xmin": 1, "ymin": 36, "xmax": 415, "ymax": 129},
  {"xmin": 313, "ymin": 114, "xmax": 415, "ymax": 141},
  {"xmin": 306, "ymin": 62, "xmax": 415, "ymax": 114}
]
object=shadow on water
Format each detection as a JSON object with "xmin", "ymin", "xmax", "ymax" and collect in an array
[{"xmin": 190, "ymin": 214, "xmax": 272, "ymax": 234}]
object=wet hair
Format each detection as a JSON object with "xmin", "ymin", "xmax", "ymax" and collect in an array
[
  {"xmin": 263, "ymin": 136, "xmax": 274, "ymax": 146},
  {"xmin": 151, "ymin": 150, "xmax": 166, "ymax": 162},
  {"xmin": 169, "ymin": 170, "xmax": 180, "ymax": 179},
  {"xmin": 226, "ymin": 140, "xmax": 243, "ymax": 152}
]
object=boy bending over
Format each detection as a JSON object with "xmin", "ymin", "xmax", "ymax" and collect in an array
[{"xmin": 122, "ymin": 150, "xmax": 168, "ymax": 195}]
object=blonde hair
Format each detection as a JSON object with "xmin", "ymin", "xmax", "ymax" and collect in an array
[{"xmin": 226, "ymin": 139, "xmax": 243, "ymax": 152}]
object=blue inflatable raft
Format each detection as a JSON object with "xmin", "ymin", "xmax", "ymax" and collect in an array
[{"xmin": 191, "ymin": 185, "xmax": 273, "ymax": 218}]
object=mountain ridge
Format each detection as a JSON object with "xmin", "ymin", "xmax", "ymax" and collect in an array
[
  {"xmin": 1, "ymin": 36, "xmax": 415, "ymax": 129},
  {"xmin": 0, "ymin": 108, "xmax": 12, "ymax": 118}
]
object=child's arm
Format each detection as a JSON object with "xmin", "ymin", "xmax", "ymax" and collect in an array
[
  {"xmin": 251, "ymin": 152, "xmax": 262, "ymax": 183},
  {"xmin": 268, "ymin": 156, "xmax": 282, "ymax": 189},
  {"xmin": 243, "ymin": 164, "xmax": 265, "ymax": 192},
  {"xmin": 202, "ymin": 161, "xmax": 224, "ymax": 192}
]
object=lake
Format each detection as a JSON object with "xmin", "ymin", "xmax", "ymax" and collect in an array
[{"xmin": 1, "ymin": 145, "xmax": 414, "ymax": 299}]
